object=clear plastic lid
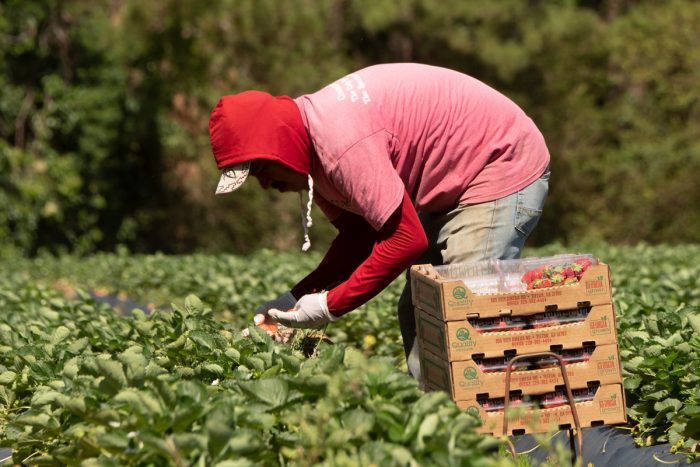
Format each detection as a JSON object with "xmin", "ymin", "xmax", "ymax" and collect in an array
[{"xmin": 432, "ymin": 254, "xmax": 598, "ymax": 294}]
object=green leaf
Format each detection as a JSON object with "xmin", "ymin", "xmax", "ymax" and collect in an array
[
  {"xmin": 0, "ymin": 370, "xmax": 17, "ymax": 385},
  {"xmin": 623, "ymin": 376, "xmax": 642, "ymax": 391},
  {"xmin": 644, "ymin": 344, "xmax": 664, "ymax": 357},
  {"xmin": 198, "ymin": 363, "xmax": 224, "ymax": 376},
  {"xmin": 417, "ymin": 413, "xmax": 440, "ymax": 448},
  {"xmin": 205, "ymin": 404, "xmax": 234, "ymax": 458},
  {"xmin": 239, "ymin": 412, "xmax": 276, "ymax": 431},
  {"xmin": 238, "ymin": 378, "xmax": 289, "ymax": 409},
  {"xmin": 62, "ymin": 357, "xmax": 80, "ymax": 379},
  {"xmin": 31, "ymin": 390, "xmax": 66, "ymax": 407},
  {"xmin": 654, "ymin": 398, "xmax": 682, "ymax": 414},
  {"xmin": 172, "ymin": 432, "xmax": 208, "ymax": 452},
  {"xmin": 50, "ymin": 326, "xmax": 72, "ymax": 344},
  {"xmin": 342, "ymin": 408, "xmax": 374, "ymax": 436},
  {"xmin": 16, "ymin": 410, "xmax": 52, "ymax": 428},
  {"xmin": 96, "ymin": 359, "xmax": 128, "ymax": 395},
  {"xmin": 97, "ymin": 432, "xmax": 129, "ymax": 450},
  {"xmin": 688, "ymin": 314, "xmax": 700, "ymax": 334},
  {"xmin": 258, "ymin": 364, "xmax": 281, "ymax": 378},
  {"xmin": 247, "ymin": 326, "xmax": 271, "ymax": 346},
  {"xmin": 184, "ymin": 295, "xmax": 204, "ymax": 314},
  {"xmin": 390, "ymin": 446, "xmax": 416, "ymax": 465},
  {"xmin": 119, "ymin": 347, "xmax": 147, "ymax": 384},
  {"xmin": 113, "ymin": 388, "xmax": 163, "ymax": 416},
  {"xmin": 647, "ymin": 390, "xmax": 670, "ymax": 401},
  {"xmin": 189, "ymin": 330, "xmax": 226, "ymax": 351},
  {"xmin": 225, "ymin": 347, "xmax": 241, "ymax": 363},
  {"xmin": 241, "ymin": 355, "xmax": 266, "ymax": 372},
  {"xmin": 63, "ymin": 396, "xmax": 87, "ymax": 415},
  {"xmin": 67, "ymin": 337, "xmax": 89, "ymax": 354},
  {"xmin": 327, "ymin": 427, "xmax": 352, "ymax": 445},
  {"xmin": 228, "ymin": 429, "xmax": 262, "ymax": 455}
]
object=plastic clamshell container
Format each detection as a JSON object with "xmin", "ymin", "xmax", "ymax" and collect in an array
[{"xmin": 410, "ymin": 256, "xmax": 612, "ymax": 322}]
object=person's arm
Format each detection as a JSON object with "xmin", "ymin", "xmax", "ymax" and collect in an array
[
  {"xmin": 268, "ymin": 189, "xmax": 427, "ymax": 328},
  {"xmin": 290, "ymin": 211, "xmax": 377, "ymax": 298},
  {"xmin": 326, "ymin": 189, "xmax": 427, "ymax": 316}
]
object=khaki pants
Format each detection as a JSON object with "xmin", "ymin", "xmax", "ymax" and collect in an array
[{"xmin": 398, "ymin": 168, "xmax": 550, "ymax": 381}]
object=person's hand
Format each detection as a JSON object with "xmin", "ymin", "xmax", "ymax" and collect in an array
[
  {"xmin": 255, "ymin": 291, "xmax": 297, "ymax": 317},
  {"xmin": 268, "ymin": 292, "xmax": 336, "ymax": 329}
]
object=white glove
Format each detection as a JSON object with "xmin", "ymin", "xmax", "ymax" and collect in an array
[
  {"xmin": 268, "ymin": 292, "xmax": 337, "ymax": 329},
  {"xmin": 255, "ymin": 291, "xmax": 297, "ymax": 317}
]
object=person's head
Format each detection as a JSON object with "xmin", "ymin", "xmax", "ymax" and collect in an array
[
  {"xmin": 251, "ymin": 159, "xmax": 308, "ymax": 192},
  {"xmin": 209, "ymin": 90, "xmax": 316, "ymax": 251},
  {"xmin": 214, "ymin": 158, "xmax": 309, "ymax": 194},
  {"xmin": 209, "ymin": 90, "xmax": 311, "ymax": 196}
]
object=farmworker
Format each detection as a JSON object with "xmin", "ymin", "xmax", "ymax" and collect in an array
[{"xmin": 209, "ymin": 63, "xmax": 550, "ymax": 380}]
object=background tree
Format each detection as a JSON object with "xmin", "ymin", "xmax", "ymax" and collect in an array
[{"xmin": 1, "ymin": 0, "xmax": 698, "ymax": 256}]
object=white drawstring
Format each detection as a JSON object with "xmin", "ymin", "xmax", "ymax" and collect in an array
[{"xmin": 300, "ymin": 175, "xmax": 314, "ymax": 251}]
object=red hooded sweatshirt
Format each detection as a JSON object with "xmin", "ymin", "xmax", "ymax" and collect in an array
[{"xmin": 209, "ymin": 91, "xmax": 426, "ymax": 316}]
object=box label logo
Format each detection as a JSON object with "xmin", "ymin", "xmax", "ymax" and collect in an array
[
  {"xmin": 599, "ymin": 393, "xmax": 619, "ymax": 414},
  {"xmin": 596, "ymin": 356, "xmax": 618, "ymax": 375},
  {"xmin": 448, "ymin": 285, "xmax": 473, "ymax": 309},
  {"xmin": 466, "ymin": 406, "xmax": 481, "ymax": 420},
  {"xmin": 456, "ymin": 328, "xmax": 470, "ymax": 341},
  {"xmin": 589, "ymin": 315, "xmax": 611, "ymax": 335},
  {"xmin": 585, "ymin": 275, "xmax": 607, "ymax": 295},
  {"xmin": 452, "ymin": 327, "xmax": 477, "ymax": 349},
  {"xmin": 459, "ymin": 366, "xmax": 481, "ymax": 388},
  {"xmin": 463, "ymin": 367, "xmax": 477, "ymax": 380}
]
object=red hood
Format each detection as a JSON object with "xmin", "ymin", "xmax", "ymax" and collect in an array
[{"xmin": 209, "ymin": 91, "xmax": 311, "ymax": 175}]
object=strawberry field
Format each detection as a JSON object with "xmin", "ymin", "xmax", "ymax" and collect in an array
[{"xmin": 1, "ymin": 244, "xmax": 699, "ymax": 465}]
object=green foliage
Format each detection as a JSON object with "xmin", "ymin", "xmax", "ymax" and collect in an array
[
  {"xmin": 0, "ymin": 273, "xmax": 508, "ymax": 465},
  {"xmin": 1, "ymin": 244, "xmax": 700, "ymax": 463}
]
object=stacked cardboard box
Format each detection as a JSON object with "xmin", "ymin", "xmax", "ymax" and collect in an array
[{"xmin": 410, "ymin": 255, "xmax": 626, "ymax": 436}]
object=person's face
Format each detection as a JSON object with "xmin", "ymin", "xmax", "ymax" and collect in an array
[{"xmin": 251, "ymin": 160, "xmax": 307, "ymax": 192}]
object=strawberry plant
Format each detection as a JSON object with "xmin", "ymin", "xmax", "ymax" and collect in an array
[
  {"xmin": 1, "ymin": 243, "xmax": 699, "ymax": 463},
  {"xmin": 0, "ymin": 275, "xmax": 507, "ymax": 465}
]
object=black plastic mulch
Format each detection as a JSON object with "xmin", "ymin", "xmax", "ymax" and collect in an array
[{"xmin": 513, "ymin": 425, "xmax": 697, "ymax": 466}]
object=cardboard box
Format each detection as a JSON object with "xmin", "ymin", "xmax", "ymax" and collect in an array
[
  {"xmin": 422, "ymin": 343, "xmax": 622, "ymax": 401},
  {"xmin": 410, "ymin": 262, "xmax": 612, "ymax": 322},
  {"xmin": 416, "ymin": 303, "xmax": 618, "ymax": 361},
  {"xmin": 456, "ymin": 384, "xmax": 627, "ymax": 435}
]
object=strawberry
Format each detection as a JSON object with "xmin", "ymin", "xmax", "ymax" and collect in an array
[
  {"xmin": 530, "ymin": 267, "xmax": 544, "ymax": 281},
  {"xmin": 550, "ymin": 273, "xmax": 565, "ymax": 285},
  {"xmin": 576, "ymin": 258, "xmax": 592, "ymax": 270},
  {"xmin": 548, "ymin": 265, "xmax": 564, "ymax": 276},
  {"xmin": 540, "ymin": 278, "xmax": 552, "ymax": 288}
]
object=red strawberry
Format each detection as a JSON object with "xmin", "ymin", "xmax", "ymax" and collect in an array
[
  {"xmin": 522, "ymin": 271, "xmax": 533, "ymax": 283},
  {"xmin": 563, "ymin": 266, "xmax": 575, "ymax": 278},
  {"xmin": 530, "ymin": 268, "xmax": 544, "ymax": 281},
  {"xmin": 540, "ymin": 278, "xmax": 552, "ymax": 288},
  {"xmin": 576, "ymin": 258, "xmax": 592, "ymax": 270}
]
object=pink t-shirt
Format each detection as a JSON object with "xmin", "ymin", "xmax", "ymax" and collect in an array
[{"xmin": 295, "ymin": 63, "xmax": 550, "ymax": 230}]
